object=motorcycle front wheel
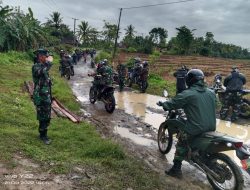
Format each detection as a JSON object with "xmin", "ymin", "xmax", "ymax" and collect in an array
[
  {"xmin": 206, "ymin": 153, "xmax": 244, "ymax": 190},
  {"xmin": 157, "ymin": 123, "xmax": 173, "ymax": 154},
  {"xmin": 89, "ymin": 86, "xmax": 96, "ymax": 104},
  {"xmin": 104, "ymin": 94, "xmax": 116, "ymax": 113}
]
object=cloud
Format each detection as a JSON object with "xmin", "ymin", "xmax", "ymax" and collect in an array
[{"xmin": 3, "ymin": 0, "xmax": 250, "ymax": 48}]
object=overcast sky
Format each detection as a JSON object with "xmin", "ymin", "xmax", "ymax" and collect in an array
[{"xmin": 2, "ymin": 0, "xmax": 250, "ymax": 49}]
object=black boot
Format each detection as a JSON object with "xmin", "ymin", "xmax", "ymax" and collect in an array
[
  {"xmin": 165, "ymin": 160, "xmax": 183, "ymax": 179},
  {"xmin": 42, "ymin": 129, "xmax": 51, "ymax": 145}
]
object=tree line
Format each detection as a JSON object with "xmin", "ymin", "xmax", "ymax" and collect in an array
[{"xmin": 0, "ymin": 4, "xmax": 249, "ymax": 59}]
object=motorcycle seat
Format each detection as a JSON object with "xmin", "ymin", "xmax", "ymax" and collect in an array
[{"xmin": 202, "ymin": 131, "xmax": 227, "ymax": 138}]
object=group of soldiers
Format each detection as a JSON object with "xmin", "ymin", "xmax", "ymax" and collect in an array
[
  {"xmin": 174, "ymin": 65, "xmax": 247, "ymax": 121},
  {"xmin": 72, "ymin": 48, "xmax": 96, "ymax": 64},
  {"xmin": 32, "ymin": 48, "xmax": 247, "ymax": 148}
]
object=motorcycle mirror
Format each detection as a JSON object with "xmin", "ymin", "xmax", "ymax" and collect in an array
[{"xmin": 163, "ymin": 90, "xmax": 168, "ymax": 97}]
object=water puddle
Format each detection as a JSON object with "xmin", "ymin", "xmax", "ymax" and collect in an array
[
  {"xmin": 115, "ymin": 91, "xmax": 166, "ymax": 127},
  {"xmin": 114, "ymin": 126, "xmax": 157, "ymax": 147},
  {"xmin": 115, "ymin": 90, "xmax": 250, "ymax": 165}
]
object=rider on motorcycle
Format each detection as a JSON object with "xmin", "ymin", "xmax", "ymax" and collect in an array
[
  {"xmin": 158, "ymin": 69, "xmax": 216, "ymax": 178},
  {"xmin": 132, "ymin": 57, "xmax": 142, "ymax": 79},
  {"xmin": 173, "ymin": 65, "xmax": 189, "ymax": 94},
  {"xmin": 60, "ymin": 53, "xmax": 73, "ymax": 76},
  {"xmin": 92, "ymin": 59, "xmax": 113, "ymax": 94}
]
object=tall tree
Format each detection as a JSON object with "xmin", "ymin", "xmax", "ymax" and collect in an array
[
  {"xmin": 125, "ymin": 24, "xmax": 136, "ymax": 38},
  {"xmin": 123, "ymin": 25, "xmax": 136, "ymax": 48},
  {"xmin": 47, "ymin": 11, "xmax": 63, "ymax": 30},
  {"xmin": 77, "ymin": 21, "xmax": 92, "ymax": 46},
  {"xmin": 175, "ymin": 25, "xmax": 195, "ymax": 54},
  {"xmin": 102, "ymin": 21, "xmax": 118, "ymax": 48},
  {"xmin": 149, "ymin": 27, "xmax": 168, "ymax": 48}
]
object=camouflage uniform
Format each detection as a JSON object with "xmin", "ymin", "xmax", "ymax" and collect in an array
[
  {"xmin": 32, "ymin": 50, "xmax": 52, "ymax": 144},
  {"xmin": 93, "ymin": 64, "xmax": 113, "ymax": 93},
  {"xmin": 220, "ymin": 69, "xmax": 246, "ymax": 121},
  {"xmin": 117, "ymin": 63, "xmax": 126, "ymax": 91}
]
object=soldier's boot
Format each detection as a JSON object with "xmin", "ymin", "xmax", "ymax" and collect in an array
[
  {"xmin": 41, "ymin": 129, "xmax": 50, "ymax": 145},
  {"xmin": 165, "ymin": 160, "xmax": 183, "ymax": 179}
]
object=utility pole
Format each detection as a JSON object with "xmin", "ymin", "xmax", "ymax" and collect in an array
[
  {"xmin": 72, "ymin": 18, "xmax": 79, "ymax": 47},
  {"xmin": 112, "ymin": 8, "xmax": 123, "ymax": 61}
]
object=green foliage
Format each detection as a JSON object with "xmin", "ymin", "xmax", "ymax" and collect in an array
[
  {"xmin": 127, "ymin": 47, "xmax": 137, "ymax": 53},
  {"xmin": 125, "ymin": 57, "xmax": 136, "ymax": 69},
  {"xmin": 147, "ymin": 74, "xmax": 176, "ymax": 97},
  {"xmin": 149, "ymin": 27, "xmax": 168, "ymax": 49},
  {"xmin": 149, "ymin": 50, "xmax": 161, "ymax": 65},
  {"xmin": 95, "ymin": 50, "xmax": 112, "ymax": 64},
  {"xmin": 175, "ymin": 26, "xmax": 195, "ymax": 55}
]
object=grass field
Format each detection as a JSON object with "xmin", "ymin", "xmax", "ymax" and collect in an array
[{"xmin": 118, "ymin": 52, "xmax": 250, "ymax": 96}]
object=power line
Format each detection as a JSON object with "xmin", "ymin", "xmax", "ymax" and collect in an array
[{"xmin": 123, "ymin": 0, "xmax": 195, "ymax": 10}]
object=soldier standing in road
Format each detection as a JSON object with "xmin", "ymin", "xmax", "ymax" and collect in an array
[
  {"xmin": 116, "ymin": 60, "xmax": 126, "ymax": 91},
  {"xmin": 220, "ymin": 66, "xmax": 246, "ymax": 121},
  {"xmin": 32, "ymin": 49, "xmax": 52, "ymax": 145},
  {"xmin": 173, "ymin": 65, "xmax": 189, "ymax": 94}
]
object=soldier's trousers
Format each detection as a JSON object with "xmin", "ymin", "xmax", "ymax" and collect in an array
[
  {"xmin": 220, "ymin": 92, "xmax": 241, "ymax": 120},
  {"xmin": 166, "ymin": 119, "xmax": 192, "ymax": 162},
  {"xmin": 118, "ymin": 76, "xmax": 125, "ymax": 90},
  {"xmin": 36, "ymin": 104, "xmax": 51, "ymax": 133}
]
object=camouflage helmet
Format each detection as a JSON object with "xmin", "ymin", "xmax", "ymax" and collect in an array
[
  {"xmin": 103, "ymin": 59, "xmax": 108, "ymax": 65},
  {"xmin": 34, "ymin": 48, "xmax": 50, "ymax": 57},
  {"xmin": 134, "ymin": 57, "xmax": 141, "ymax": 64}
]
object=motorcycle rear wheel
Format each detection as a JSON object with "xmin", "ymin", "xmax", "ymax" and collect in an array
[
  {"xmin": 157, "ymin": 123, "xmax": 173, "ymax": 154},
  {"xmin": 104, "ymin": 94, "xmax": 116, "ymax": 113},
  {"xmin": 206, "ymin": 153, "xmax": 244, "ymax": 190}
]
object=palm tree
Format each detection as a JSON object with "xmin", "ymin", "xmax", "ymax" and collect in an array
[
  {"xmin": 77, "ymin": 21, "xmax": 92, "ymax": 46},
  {"xmin": 125, "ymin": 24, "xmax": 136, "ymax": 38},
  {"xmin": 47, "ymin": 11, "xmax": 63, "ymax": 29}
]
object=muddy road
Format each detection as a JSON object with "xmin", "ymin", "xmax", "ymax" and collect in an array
[{"xmin": 69, "ymin": 57, "xmax": 250, "ymax": 189}]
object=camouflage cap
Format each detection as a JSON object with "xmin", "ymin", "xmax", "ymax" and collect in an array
[{"xmin": 34, "ymin": 48, "xmax": 50, "ymax": 57}]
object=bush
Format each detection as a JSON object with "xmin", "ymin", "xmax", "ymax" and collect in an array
[
  {"xmin": 95, "ymin": 51, "xmax": 112, "ymax": 64},
  {"xmin": 127, "ymin": 47, "xmax": 137, "ymax": 53},
  {"xmin": 149, "ymin": 50, "xmax": 161, "ymax": 65}
]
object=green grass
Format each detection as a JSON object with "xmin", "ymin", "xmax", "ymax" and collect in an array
[
  {"xmin": 147, "ymin": 74, "xmax": 176, "ymax": 97},
  {"xmin": 0, "ymin": 51, "xmax": 175, "ymax": 189}
]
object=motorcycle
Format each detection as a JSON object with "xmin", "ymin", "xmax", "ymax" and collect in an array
[
  {"xmin": 60, "ymin": 65, "xmax": 72, "ymax": 80},
  {"xmin": 88, "ymin": 74, "xmax": 116, "ymax": 113},
  {"xmin": 211, "ymin": 74, "xmax": 250, "ymax": 119},
  {"xmin": 157, "ymin": 90, "xmax": 247, "ymax": 190},
  {"xmin": 127, "ymin": 67, "xmax": 148, "ymax": 93}
]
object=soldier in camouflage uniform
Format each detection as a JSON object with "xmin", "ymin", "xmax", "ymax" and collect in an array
[
  {"xmin": 158, "ymin": 69, "xmax": 216, "ymax": 179},
  {"xmin": 220, "ymin": 67, "xmax": 246, "ymax": 121},
  {"xmin": 32, "ymin": 49, "xmax": 52, "ymax": 145},
  {"xmin": 92, "ymin": 59, "xmax": 113, "ymax": 93},
  {"xmin": 173, "ymin": 66, "xmax": 189, "ymax": 94},
  {"xmin": 116, "ymin": 60, "xmax": 126, "ymax": 91}
]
